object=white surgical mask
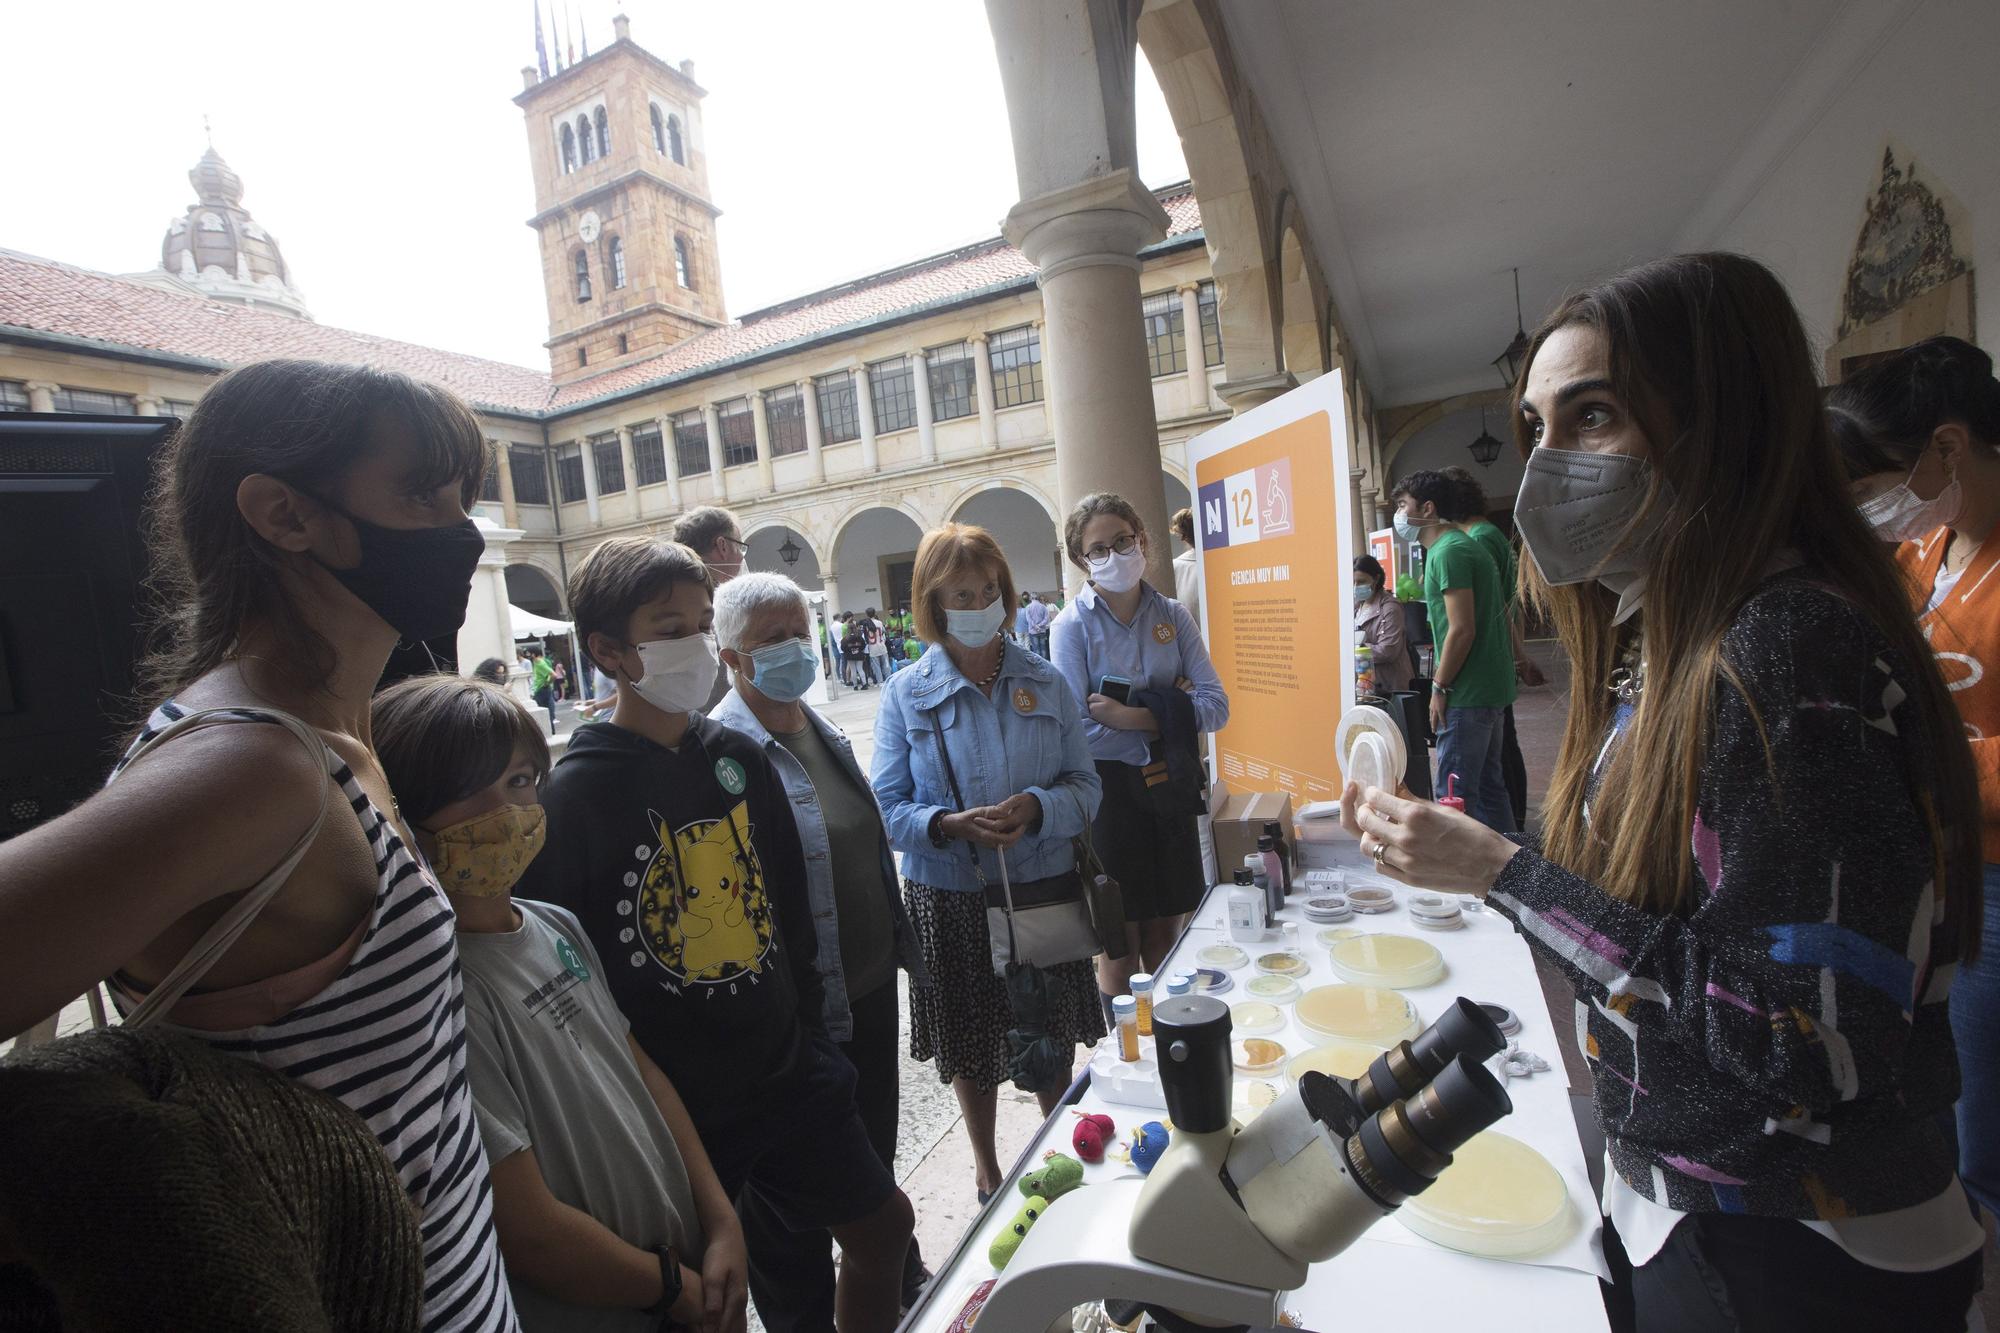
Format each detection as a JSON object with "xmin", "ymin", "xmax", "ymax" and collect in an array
[
  {"xmin": 1087, "ymin": 545, "xmax": 1147, "ymax": 594},
  {"xmin": 1514, "ymin": 446, "xmax": 1669, "ymax": 625},
  {"xmin": 945, "ymin": 598, "xmax": 1007, "ymax": 648},
  {"xmin": 625, "ymin": 633, "xmax": 719, "ymax": 714},
  {"xmin": 1859, "ymin": 470, "xmax": 1963, "ymax": 543}
]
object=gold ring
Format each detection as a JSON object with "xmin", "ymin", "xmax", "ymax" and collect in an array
[{"xmin": 1371, "ymin": 840, "xmax": 1389, "ymax": 865}]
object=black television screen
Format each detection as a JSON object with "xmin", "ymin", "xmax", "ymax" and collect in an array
[{"xmin": 0, "ymin": 413, "xmax": 177, "ymax": 840}]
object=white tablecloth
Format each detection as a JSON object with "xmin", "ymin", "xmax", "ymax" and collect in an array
[{"xmin": 903, "ymin": 837, "xmax": 1612, "ymax": 1333}]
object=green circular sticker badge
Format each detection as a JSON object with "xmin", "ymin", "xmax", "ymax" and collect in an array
[
  {"xmin": 555, "ymin": 936, "xmax": 591, "ymax": 981},
  {"xmin": 714, "ymin": 757, "xmax": 747, "ymax": 795}
]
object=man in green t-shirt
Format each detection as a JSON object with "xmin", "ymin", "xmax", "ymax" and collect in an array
[
  {"xmin": 1392, "ymin": 470, "xmax": 1516, "ymax": 833},
  {"xmin": 524, "ymin": 646, "xmax": 557, "ymax": 735},
  {"xmin": 1442, "ymin": 467, "xmax": 1545, "ymax": 830}
]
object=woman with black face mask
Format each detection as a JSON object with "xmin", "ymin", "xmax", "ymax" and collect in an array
[{"xmin": 0, "ymin": 359, "xmax": 517, "ymax": 1333}]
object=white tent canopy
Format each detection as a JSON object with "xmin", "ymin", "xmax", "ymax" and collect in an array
[{"xmin": 510, "ymin": 603, "xmax": 572, "ymax": 639}]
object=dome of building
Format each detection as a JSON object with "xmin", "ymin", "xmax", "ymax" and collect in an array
[{"xmin": 153, "ymin": 145, "xmax": 312, "ymax": 319}]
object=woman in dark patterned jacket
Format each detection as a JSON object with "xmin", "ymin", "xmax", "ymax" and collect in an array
[{"xmin": 1345, "ymin": 254, "xmax": 1984, "ymax": 1332}]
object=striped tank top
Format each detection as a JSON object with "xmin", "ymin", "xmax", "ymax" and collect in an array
[{"xmin": 111, "ymin": 702, "xmax": 518, "ymax": 1332}]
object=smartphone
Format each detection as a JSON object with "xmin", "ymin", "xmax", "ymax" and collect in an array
[{"xmin": 1098, "ymin": 674, "xmax": 1133, "ymax": 704}]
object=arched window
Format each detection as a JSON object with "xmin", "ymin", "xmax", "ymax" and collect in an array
[
  {"xmin": 559, "ymin": 123, "xmax": 576, "ymax": 173},
  {"xmin": 573, "ymin": 249, "xmax": 592, "ymax": 302},
  {"xmin": 673, "ymin": 235, "xmax": 692, "ymax": 289},
  {"xmin": 667, "ymin": 115, "xmax": 685, "ymax": 165},
  {"xmin": 650, "ymin": 103, "xmax": 666, "ymax": 154},
  {"xmin": 593, "ymin": 105, "xmax": 610, "ymax": 159},
  {"xmin": 577, "ymin": 114, "xmax": 595, "ymax": 163},
  {"xmin": 609, "ymin": 236, "xmax": 627, "ymax": 289}
]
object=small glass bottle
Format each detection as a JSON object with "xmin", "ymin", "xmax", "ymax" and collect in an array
[
  {"xmin": 1258, "ymin": 834, "xmax": 1286, "ymax": 919},
  {"xmin": 1129, "ymin": 972, "xmax": 1156, "ymax": 1036},
  {"xmin": 1113, "ymin": 994, "xmax": 1140, "ymax": 1062}
]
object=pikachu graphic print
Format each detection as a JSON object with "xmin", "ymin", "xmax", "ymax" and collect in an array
[{"xmin": 632, "ymin": 801, "xmax": 776, "ymax": 990}]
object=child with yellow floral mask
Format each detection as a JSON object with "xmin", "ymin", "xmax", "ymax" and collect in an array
[{"xmin": 373, "ymin": 675, "xmax": 750, "ymax": 1333}]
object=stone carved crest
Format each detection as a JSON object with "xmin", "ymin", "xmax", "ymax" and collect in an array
[{"xmin": 1840, "ymin": 147, "xmax": 1967, "ymax": 337}]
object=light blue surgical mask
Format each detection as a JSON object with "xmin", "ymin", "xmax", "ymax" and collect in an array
[
  {"xmin": 1392, "ymin": 510, "xmax": 1432, "ymax": 543},
  {"xmin": 945, "ymin": 598, "xmax": 1007, "ymax": 648},
  {"xmin": 744, "ymin": 636, "xmax": 819, "ymax": 703},
  {"xmin": 1353, "ymin": 583, "xmax": 1373, "ymax": 607}
]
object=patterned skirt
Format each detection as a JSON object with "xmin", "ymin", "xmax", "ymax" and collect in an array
[{"xmin": 903, "ymin": 879, "xmax": 1108, "ymax": 1091}]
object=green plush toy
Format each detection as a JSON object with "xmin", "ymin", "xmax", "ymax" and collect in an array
[
  {"xmin": 1021, "ymin": 1151, "xmax": 1085, "ymax": 1202},
  {"xmin": 988, "ymin": 1194, "xmax": 1049, "ymax": 1270}
]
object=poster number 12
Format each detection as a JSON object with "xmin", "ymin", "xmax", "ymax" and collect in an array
[{"xmin": 1233, "ymin": 488, "xmax": 1254, "ymax": 527}]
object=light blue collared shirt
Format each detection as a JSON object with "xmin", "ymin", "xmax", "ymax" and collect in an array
[{"xmin": 1049, "ymin": 582, "xmax": 1229, "ymax": 766}]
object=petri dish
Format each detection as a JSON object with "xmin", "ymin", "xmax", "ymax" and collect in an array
[
  {"xmin": 1232, "ymin": 1037, "xmax": 1288, "ymax": 1076},
  {"xmin": 1230, "ymin": 1000, "xmax": 1285, "ymax": 1035},
  {"xmin": 1408, "ymin": 893, "xmax": 1466, "ymax": 931},
  {"xmin": 1296, "ymin": 984, "xmax": 1422, "ymax": 1049},
  {"xmin": 1198, "ymin": 943, "xmax": 1250, "ymax": 970},
  {"xmin": 1345, "ymin": 885, "xmax": 1397, "ymax": 914},
  {"xmin": 1193, "ymin": 967, "xmax": 1234, "ymax": 996},
  {"xmin": 1255, "ymin": 950, "xmax": 1310, "ymax": 977},
  {"xmin": 1399, "ymin": 1131, "xmax": 1573, "ymax": 1258},
  {"xmin": 1245, "ymin": 974, "xmax": 1302, "ymax": 1004},
  {"xmin": 1316, "ymin": 926, "xmax": 1365, "ymax": 948},
  {"xmin": 1233, "ymin": 1078, "xmax": 1283, "ymax": 1125},
  {"xmin": 1285, "ymin": 1038, "xmax": 1379, "ymax": 1084},
  {"xmin": 1303, "ymin": 895, "xmax": 1351, "ymax": 922},
  {"xmin": 1327, "ymin": 933, "xmax": 1446, "ymax": 990}
]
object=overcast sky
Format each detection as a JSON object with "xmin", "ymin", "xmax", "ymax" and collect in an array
[{"xmin": 2, "ymin": 0, "xmax": 1189, "ymax": 371}]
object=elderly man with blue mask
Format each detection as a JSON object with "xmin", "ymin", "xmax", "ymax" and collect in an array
[{"xmin": 708, "ymin": 572, "xmax": 931, "ymax": 1322}]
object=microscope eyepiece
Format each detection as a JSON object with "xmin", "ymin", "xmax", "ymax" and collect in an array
[
  {"xmin": 1354, "ymin": 996, "xmax": 1507, "ymax": 1115},
  {"xmin": 1346, "ymin": 1055, "xmax": 1511, "ymax": 1207},
  {"xmin": 1151, "ymin": 994, "xmax": 1234, "ymax": 1133}
]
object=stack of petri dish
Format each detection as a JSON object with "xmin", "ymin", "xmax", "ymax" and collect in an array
[
  {"xmin": 1303, "ymin": 894, "xmax": 1351, "ymax": 924},
  {"xmin": 1407, "ymin": 892, "xmax": 1466, "ymax": 931},
  {"xmin": 1345, "ymin": 885, "xmax": 1397, "ymax": 915}
]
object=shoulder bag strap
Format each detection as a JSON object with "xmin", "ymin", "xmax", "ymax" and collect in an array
[
  {"xmin": 929, "ymin": 710, "xmax": 1025, "ymax": 957},
  {"xmin": 114, "ymin": 708, "xmax": 336, "ymax": 1030}
]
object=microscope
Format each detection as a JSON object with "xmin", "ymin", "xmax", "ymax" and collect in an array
[{"xmin": 974, "ymin": 994, "xmax": 1512, "ymax": 1332}]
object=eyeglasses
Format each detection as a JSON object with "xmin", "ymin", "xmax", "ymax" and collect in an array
[
  {"xmin": 1083, "ymin": 533, "xmax": 1140, "ymax": 562},
  {"xmin": 720, "ymin": 536, "xmax": 750, "ymax": 555}
]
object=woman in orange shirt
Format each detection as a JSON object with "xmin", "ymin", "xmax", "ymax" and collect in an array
[{"xmin": 1831, "ymin": 334, "xmax": 2000, "ymax": 1220}]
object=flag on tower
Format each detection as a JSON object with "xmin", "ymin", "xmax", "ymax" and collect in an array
[
  {"xmin": 533, "ymin": 0, "xmax": 550, "ymax": 78},
  {"xmin": 580, "ymin": 14, "xmax": 590, "ymax": 58}
]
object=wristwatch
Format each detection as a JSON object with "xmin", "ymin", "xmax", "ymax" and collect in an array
[
  {"xmin": 646, "ymin": 1244, "xmax": 683, "ymax": 1326},
  {"xmin": 928, "ymin": 809, "xmax": 952, "ymax": 848}
]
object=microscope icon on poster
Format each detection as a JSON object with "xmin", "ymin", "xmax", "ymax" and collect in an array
[
  {"xmin": 973, "ymin": 993, "xmax": 1513, "ymax": 1331},
  {"xmin": 1259, "ymin": 460, "xmax": 1293, "ymax": 537}
]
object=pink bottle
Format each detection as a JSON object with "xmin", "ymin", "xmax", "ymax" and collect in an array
[{"xmin": 1437, "ymin": 773, "xmax": 1466, "ymax": 816}]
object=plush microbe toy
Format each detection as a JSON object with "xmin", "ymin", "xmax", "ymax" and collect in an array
[
  {"xmin": 988, "ymin": 1194, "xmax": 1049, "ymax": 1270},
  {"xmin": 1129, "ymin": 1120, "xmax": 1171, "ymax": 1174},
  {"xmin": 1021, "ymin": 1151, "xmax": 1085, "ymax": 1202},
  {"xmin": 1070, "ymin": 1110, "xmax": 1117, "ymax": 1163}
]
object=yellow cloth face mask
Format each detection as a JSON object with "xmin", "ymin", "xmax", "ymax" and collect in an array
[{"xmin": 427, "ymin": 805, "xmax": 546, "ymax": 898}]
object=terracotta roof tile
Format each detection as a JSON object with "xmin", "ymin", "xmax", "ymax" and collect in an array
[{"xmin": 0, "ymin": 184, "xmax": 1204, "ymax": 421}]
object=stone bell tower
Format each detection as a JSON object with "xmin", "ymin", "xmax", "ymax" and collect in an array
[{"xmin": 517, "ymin": 12, "xmax": 727, "ymax": 384}]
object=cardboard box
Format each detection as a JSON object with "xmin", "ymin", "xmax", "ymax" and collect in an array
[{"xmin": 1212, "ymin": 789, "xmax": 1294, "ymax": 880}]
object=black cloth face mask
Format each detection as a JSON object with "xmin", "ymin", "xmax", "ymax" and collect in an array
[{"xmin": 306, "ymin": 494, "xmax": 484, "ymax": 643}]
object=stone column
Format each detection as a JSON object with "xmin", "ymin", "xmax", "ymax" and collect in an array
[
  {"xmin": 910, "ymin": 348, "xmax": 938, "ymax": 463},
  {"xmin": 702, "ymin": 402, "xmax": 726, "ymax": 497},
  {"xmin": 24, "ymin": 381, "xmax": 56, "ymax": 413},
  {"xmin": 969, "ymin": 332, "xmax": 999, "ymax": 450},
  {"xmin": 853, "ymin": 367, "xmax": 881, "ymax": 473},
  {"xmin": 458, "ymin": 516, "xmax": 528, "ymax": 687},
  {"xmin": 497, "ymin": 440, "xmax": 521, "ymax": 528},
  {"xmin": 617, "ymin": 425, "xmax": 639, "ymax": 510},
  {"xmin": 750, "ymin": 392, "xmax": 776, "ymax": 494},
  {"xmin": 579, "ymin": 437, "xmax": 602, "ymax": 524},
  {"xmin": 134, "ymin": 395, "xmax": 163, "ymax": 417},
  {"xmin": 801, "ymin": 378, "xmax": 827, "ymax": 484},
  {"xmin": 1216, "ymin": 372, "xmax": 1297, "ymax": 416},
  {"xmin": 655, "ymin": 415, "xmax": 684, "ymax": 509},
  {"xmin": 1005, "ymin": 171, "xmax": 1174, "ymax": 589},
  {"xmin": 1178, "ymin": 283, "xmax": 1208, "ymax": 412}
]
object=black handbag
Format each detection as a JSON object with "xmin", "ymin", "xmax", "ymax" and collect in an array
[{"xmin": 928, "ymin": 715, "xmax": 1106, "ymax": 973}]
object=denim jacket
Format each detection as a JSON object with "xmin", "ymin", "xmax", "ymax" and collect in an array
[
  {"xmin": 871, "ymin": 639, "xmax": 1103, "ymax": 892},
  {"xmin": 709, "ymin": 690, "xmax": 927, "ymax": 1041}
]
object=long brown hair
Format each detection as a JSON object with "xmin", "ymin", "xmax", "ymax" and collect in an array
[
  {"xmin": 134, "ymin": 359, "xmax": 486, "ymax": 715},
  {"xmin": 1518, "ymin": 253, "xmax": 1980, "ymax": 960}
]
